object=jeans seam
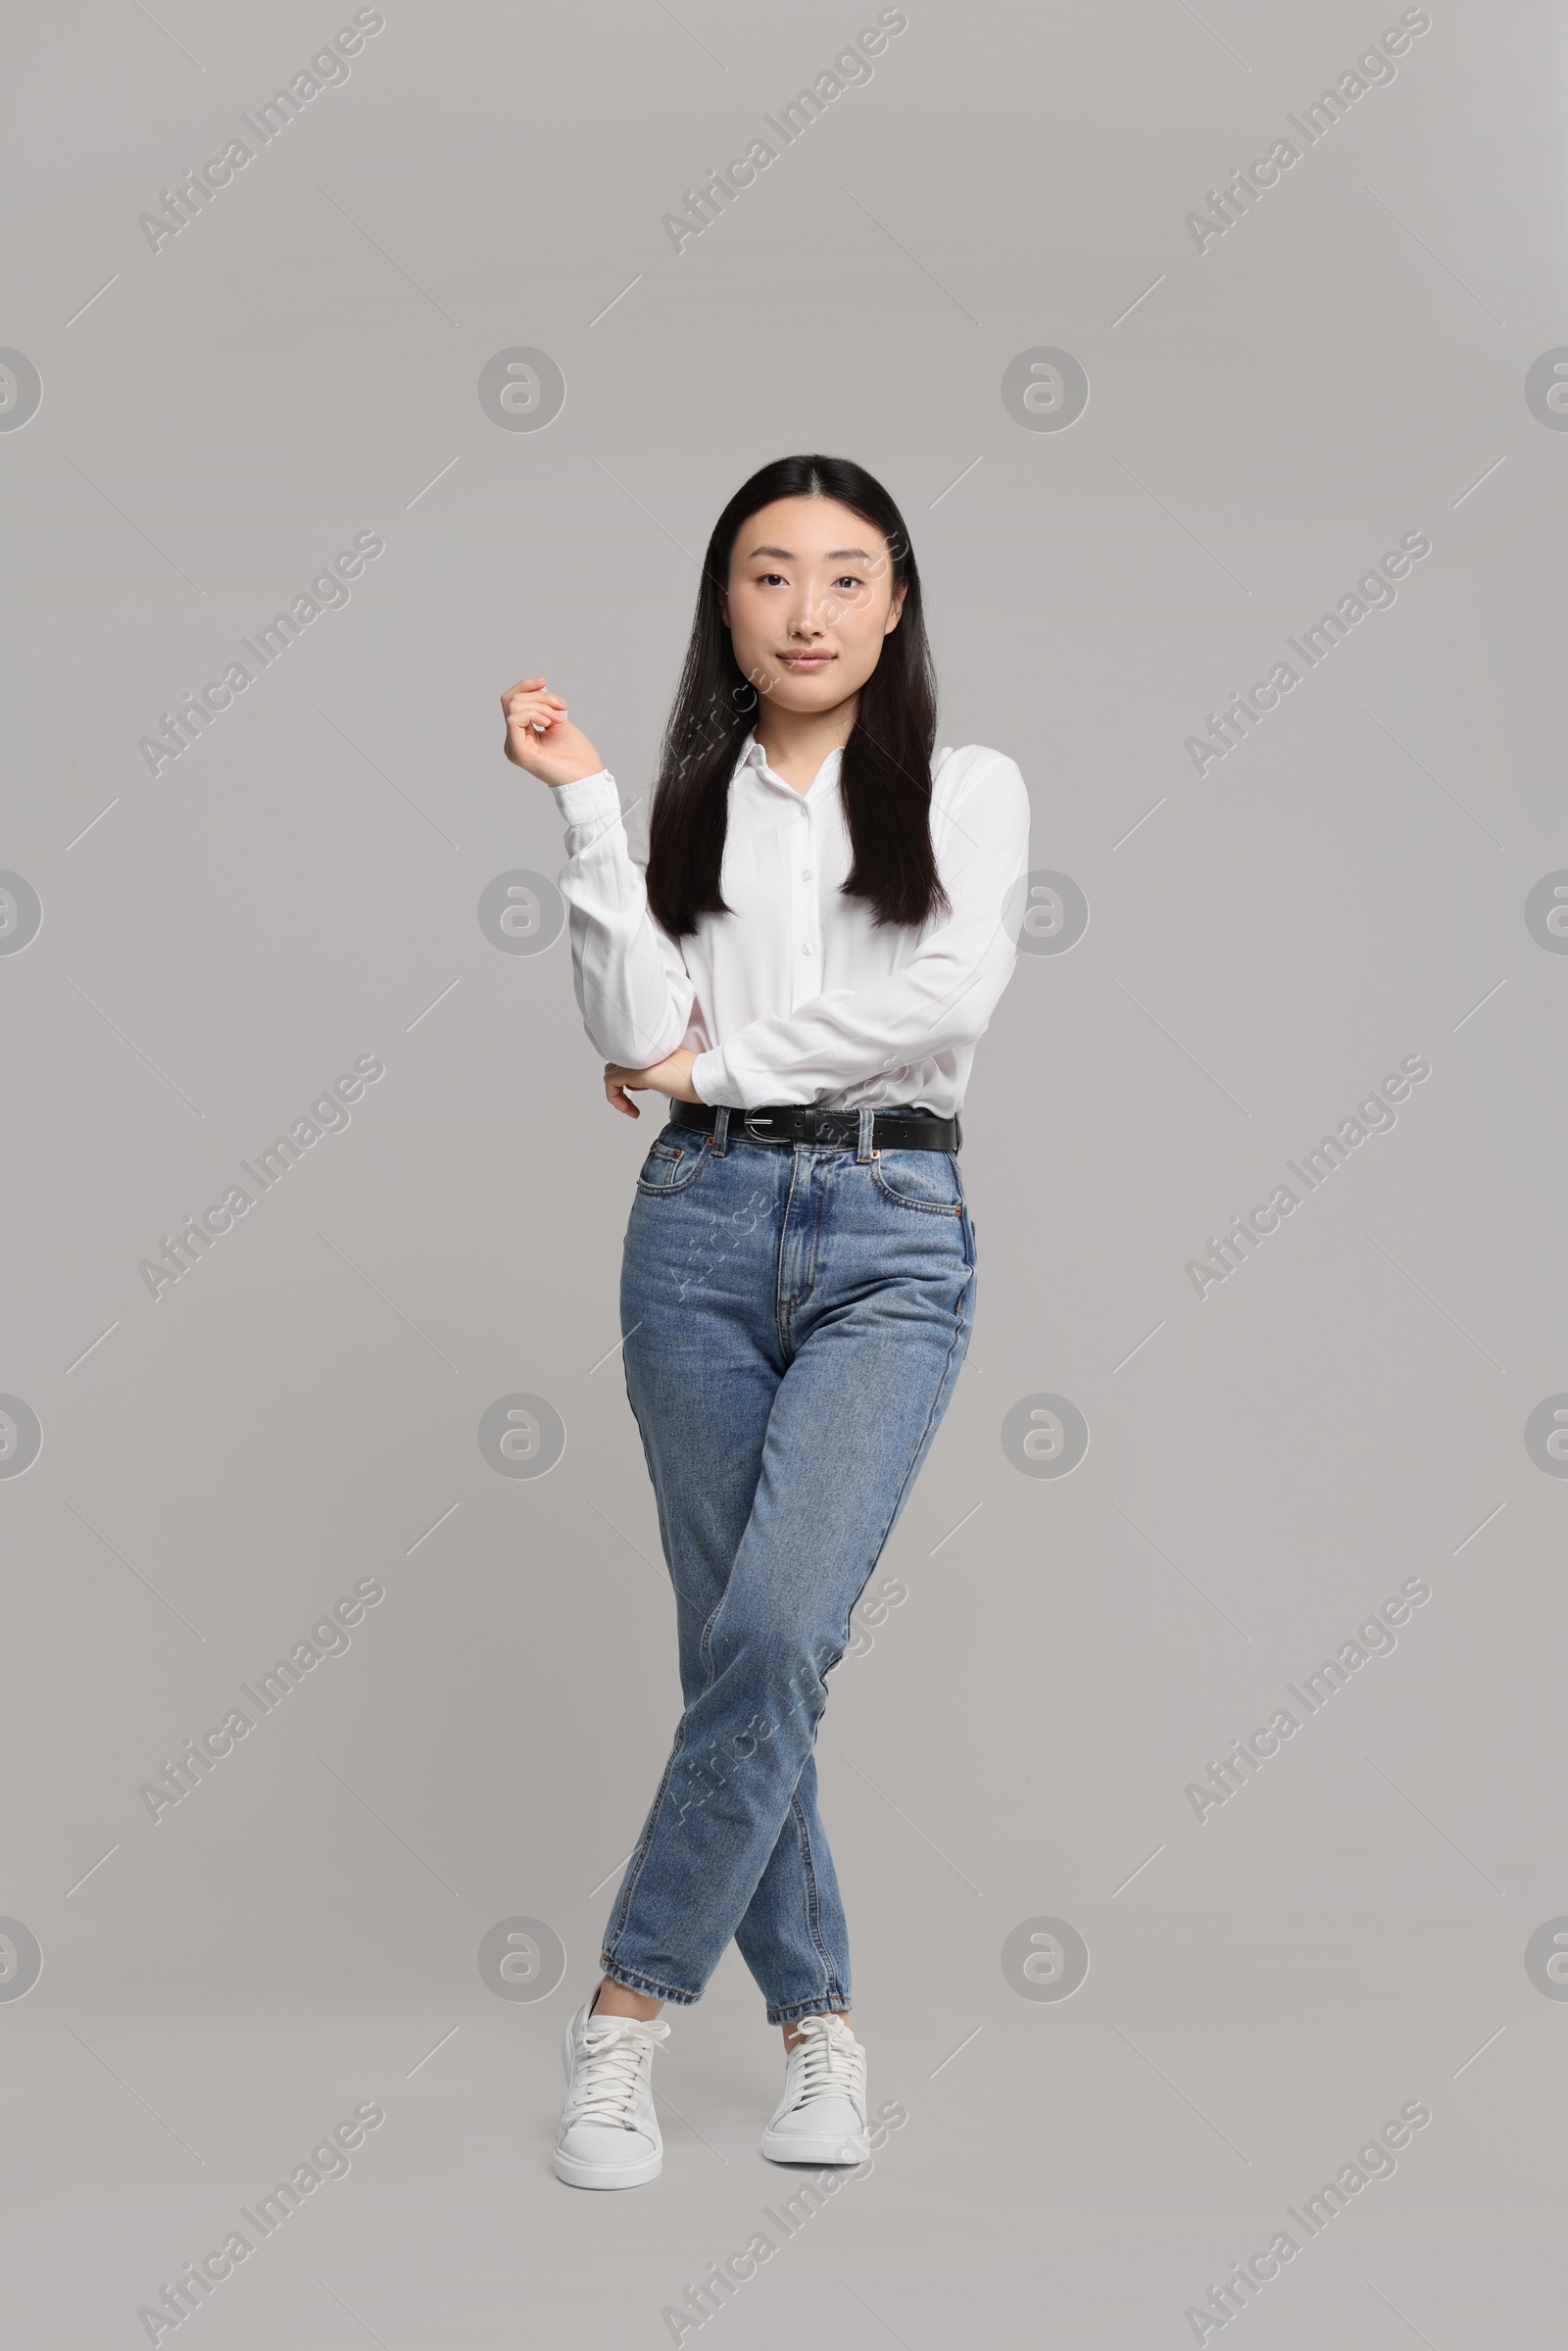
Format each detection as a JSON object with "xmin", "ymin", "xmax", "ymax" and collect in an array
[
  {"xmin": 606, "ymin": 1726, "xmax": 688, "ymax": 1945},
  {"xmin": 829, "ymin": 1259, "xmax": 975, "ymax": 1664},
  {"xmin": 788, "ymin": 1785, "xmax": 841, "ymax": 1997},
  {"xmin": 773, "ymin": 1148, "xmax": 807, "ymax": 1360},
  {"xmin": 805, "ymin": 1154, "xmax": 830, "ymax": 1298}
]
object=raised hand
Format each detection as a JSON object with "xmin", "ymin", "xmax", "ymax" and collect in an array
[{"xmin": 500, "ymin": 675, "xmax": 606, "ymax": 787}]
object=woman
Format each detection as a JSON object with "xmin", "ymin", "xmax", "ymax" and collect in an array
[{"xmin": 500, "ymin": 454, "xmax": 1030, "ymax": 2189}]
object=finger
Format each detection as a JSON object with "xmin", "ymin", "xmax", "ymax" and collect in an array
[
  {"xmin": 502, "ymin": 708, "xmax": 552, "ymax": 743},
  {"xmin": 503, "ymin": 699, "xmax": 566, "ymax": 738}
]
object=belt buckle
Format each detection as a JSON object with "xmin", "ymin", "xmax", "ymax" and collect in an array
[{"xmin": 744, "ymin": 1108, "xmax": 775, "ymax": 1141}]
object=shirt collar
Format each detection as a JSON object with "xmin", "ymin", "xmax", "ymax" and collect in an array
[{"xmin": 735, "ymin": 729, "xmax": 843, "ymax": 801}]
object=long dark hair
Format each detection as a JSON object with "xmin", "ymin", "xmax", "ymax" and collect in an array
[{"xmin": 645, "ymin": 455, "xmax": 948, "ymax": 937}]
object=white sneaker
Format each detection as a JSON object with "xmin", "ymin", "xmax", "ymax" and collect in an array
[
  {"xmin": 554, "ymin": 1996, "xmax": 669, "ymax": 2189},
  {"xmin": 760, "ymin": 2013, "xmax": 869, "ymax": 2166}
]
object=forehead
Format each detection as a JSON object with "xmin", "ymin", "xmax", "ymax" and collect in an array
[{"xmin": 732, "ymin": 496, "xmax": 886, "ymax": 564}]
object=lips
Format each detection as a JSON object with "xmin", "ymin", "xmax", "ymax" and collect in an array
[{"xmin": 778, "ymin": 653, "xmax": 834, "ymax": 667}]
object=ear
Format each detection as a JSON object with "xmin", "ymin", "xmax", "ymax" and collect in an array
[
  {"xmin": 884, "ymin": 582, "xmax": 907, "ymax": 635},
  {"xmin": 718, "ymin": 594, "xmax": 730, "ymax": 629}
]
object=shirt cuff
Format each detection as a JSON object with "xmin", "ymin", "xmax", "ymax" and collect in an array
[
  {"xmin": 550, "ymin": 767, "xmax": 617, "ymax": 827},
  {"xmin": 689, "ymin": 1049, "xmax": 729, "ymax": 1105}
]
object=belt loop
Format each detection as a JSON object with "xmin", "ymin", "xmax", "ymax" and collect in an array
[
  {"xmin": 712, "ymin": 1105, "xmax": 730, "ymax": 1155},
  {"xmin": 856, "ymin": 1106, "xmax": 876, "ymax": 1162}
]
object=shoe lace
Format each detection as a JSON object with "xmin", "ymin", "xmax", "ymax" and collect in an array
[
  {"xmin": 784, "ymin": 2016, "xmax": 864, "ymax": 2110},
  {"xmin": 564, "ymin": 2016, "xmax": 670, "ymax": 2131}
]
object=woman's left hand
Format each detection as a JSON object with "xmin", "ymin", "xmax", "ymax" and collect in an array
[{"xmin": 604, "ymin": 1049, "xmax": 701, "ymax": 1117}]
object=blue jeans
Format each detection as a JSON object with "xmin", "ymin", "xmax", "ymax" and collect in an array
[{"xmin": 600, "ymin": 1105, "xmax": 977, "ymax": 2025}]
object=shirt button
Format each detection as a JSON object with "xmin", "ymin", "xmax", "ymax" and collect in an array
[
  {"xmin": 801, "ymin": 868, "xmax": 812, "ymax": 881},
  {"xmin": 801, "ymin": 942, "xmax": 812, "ymax": 956}
]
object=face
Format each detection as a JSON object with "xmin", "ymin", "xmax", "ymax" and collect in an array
[{"xmin": 719, "ymin": 496, "xmax": 906, "ymax": 719}]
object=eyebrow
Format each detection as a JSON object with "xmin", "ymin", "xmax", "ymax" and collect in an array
[{"xmin": 744, "ymin": 544, "xmax": 877, "ymax": 562}]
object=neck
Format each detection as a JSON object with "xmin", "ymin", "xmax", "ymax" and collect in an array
[{"xmin": 753, "ymin": 691, "xmax": 858, "ymax": 784}]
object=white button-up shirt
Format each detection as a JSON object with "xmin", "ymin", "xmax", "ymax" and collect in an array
[{"xmin": 551, "ymin": 730, "xmax": 1031, "ymax": 1114}]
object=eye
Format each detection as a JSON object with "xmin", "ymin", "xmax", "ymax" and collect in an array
[
  {"xmin": 757, "ymin": 571, "xmax": 787, "ymax": 586},
  {"xmin": 833, "ymin": 574, "xmax": 865, "ymax": 591}
]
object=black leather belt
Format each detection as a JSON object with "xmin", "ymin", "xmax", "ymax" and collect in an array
[{"xmin": 670, "ymin": 1101, "xmax": 960, "ymax": 1151}]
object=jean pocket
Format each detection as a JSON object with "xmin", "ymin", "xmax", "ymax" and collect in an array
[
  {"xmin": 635, "ymin": 1131, "xmax": 710, "ymax": 1197},
  {"xmin": 869, "ymin": 1149, "xmax": 965, "ymax": 1215}
]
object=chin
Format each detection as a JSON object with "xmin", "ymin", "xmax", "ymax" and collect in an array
[{"xmin": 770, "ymin": 673, "xmax": 850, "ymax": 710}]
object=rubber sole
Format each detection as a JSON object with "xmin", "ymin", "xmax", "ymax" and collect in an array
[
  {"xmin": 760, "ymin": 2127, "xmax": 871, "ymax": 2166},
  {"xmin": 554, "ymin": 2144, "xmax": 662, "ymax": 2189}
]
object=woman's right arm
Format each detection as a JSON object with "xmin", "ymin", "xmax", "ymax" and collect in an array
[{"xmin": 500, "ymin": 677, "xmax": 698, "ymax": 1071}]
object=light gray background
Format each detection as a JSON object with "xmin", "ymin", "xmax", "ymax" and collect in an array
[{"xmin": 4, "ymin": 0, "xmax": 1564, "ymax": 2343}]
